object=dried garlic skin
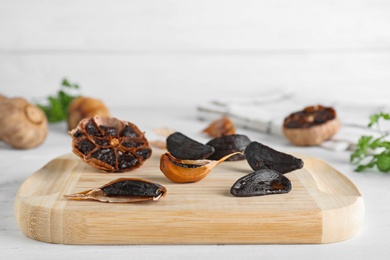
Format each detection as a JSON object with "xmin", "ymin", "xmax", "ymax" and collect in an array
[
  {"xmin": 206, "ymin": 134, "xmax": 251, "ymax": 161},
  {"xmin": 160, "ymin": 151, "xmax": 242, "ymax": 183},
  {"xmin": 202, "ymin": 116, "xmax": 236, "ymax": 138},
  {"xmin": 69, "ymin": 116, "xmax": 152, "ymax": 172},
  {"xmin": 230, "ymin": 168, "xmax": 292, "ymax": 197},
  {"xmin": 167, "ymin": 132, "xmax": 215, "ymax": 160},
  {"xmin": 64, "ymin": 178, "xmax": 167, "ymax": 203},
  {"xmin": 245, "ymin": 141, "xmax": 304, "ymax": 174}
]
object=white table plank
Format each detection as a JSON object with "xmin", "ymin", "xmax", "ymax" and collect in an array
[
  {"xmin": 1, "ymin": 52, "xmax": 390, "ymax": 107},
  {"xmin": 0, "ymin": 0, "xmax": 389, "ymax": 50}
]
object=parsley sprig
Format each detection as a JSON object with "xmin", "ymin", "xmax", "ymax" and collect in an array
[
  {"xmin": 37, "ymin": 78, "xmax": 80, "ymax": 123},
  {"xmin": 350, "ymin": 112, "xmax": 390, "ymax": 173}
]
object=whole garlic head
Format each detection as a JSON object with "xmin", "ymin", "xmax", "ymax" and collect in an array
[
  {"xmin": 0, "ymin": 97, "xmax": 48, "ymax": 149},
  {"xmin": 67, "ymin": 96, "xmax": 110, "ymax": 131}
]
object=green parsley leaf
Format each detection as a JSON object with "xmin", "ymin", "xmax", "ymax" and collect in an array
[
  {"xmin": 36, "ymin": 78, "xmax": 80, "ymax": 123},
  {"xmin": 350, "ymin": 112, "xmax": 390, "ymax": 173},
  {"xmin": 376, "ymin": 153, "xmax": 390, "ymax": 172},
  {"xmin": 368, "ymin": 112, "xmax": 390, "ymax": 128}
]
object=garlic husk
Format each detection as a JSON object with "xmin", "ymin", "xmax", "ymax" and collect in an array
[{"xmin": 160, "ymin": 151, "xmax": 242, "ymax": 183}]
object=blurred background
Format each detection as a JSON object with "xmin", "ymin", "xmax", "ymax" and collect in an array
[{"xmin": 1, "ymin": 0, "xmax": 389, "ymax": 108}]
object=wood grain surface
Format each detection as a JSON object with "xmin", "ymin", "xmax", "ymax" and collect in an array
[{"xmin": 14, "ymin": 151, "xmax": 364, "ymax": 245}]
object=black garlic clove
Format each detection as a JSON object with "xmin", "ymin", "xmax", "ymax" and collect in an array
[
  {"xmin": 230, "ymin": 168, "xmax": 292, "ymax": 197},
  {"xmin": 167, "ymin": 132, "xmax": 215, "ymax": 160},
  {"xmin": 245, "ymin": 141, "xmax": 304, "ymax": 174},
  {"xmin": 64, "ymin": 178, "xmax": 167, "ymax": 203},
  {"xmin": 206, "ymin": 134, "xmax": 251, "ymax": 161}
]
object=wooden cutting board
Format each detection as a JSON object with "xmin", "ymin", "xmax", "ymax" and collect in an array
[{"xmin": 14, "ymin": 151, "xmax": 364, "ymax": 245}]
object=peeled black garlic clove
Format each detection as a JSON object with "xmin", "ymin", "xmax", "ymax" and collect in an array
[
  {"xmin": 206, "ymin": 134, "xmax": 251, "ymax": 161},
  {"xmin": 167, "ymin": 132, "xmax": 215, "ymax": 160},
  {"xmin": 160, "ymin": 151, "xmax": 242, "ymax": 183},
  {"xmin": 64, "ymin": 178, "xmax": 167, "ymax": 203},
  {"xmin": 69, "ymin": 116, "xmax": 152, "ymax": 173},
  {"xmin": 230, "ymin": 168, "xmax": 292, "ymax": 197},
  {"xmin": 245, "ymin": 141, "xmax": 304, "ymax": 174}
]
